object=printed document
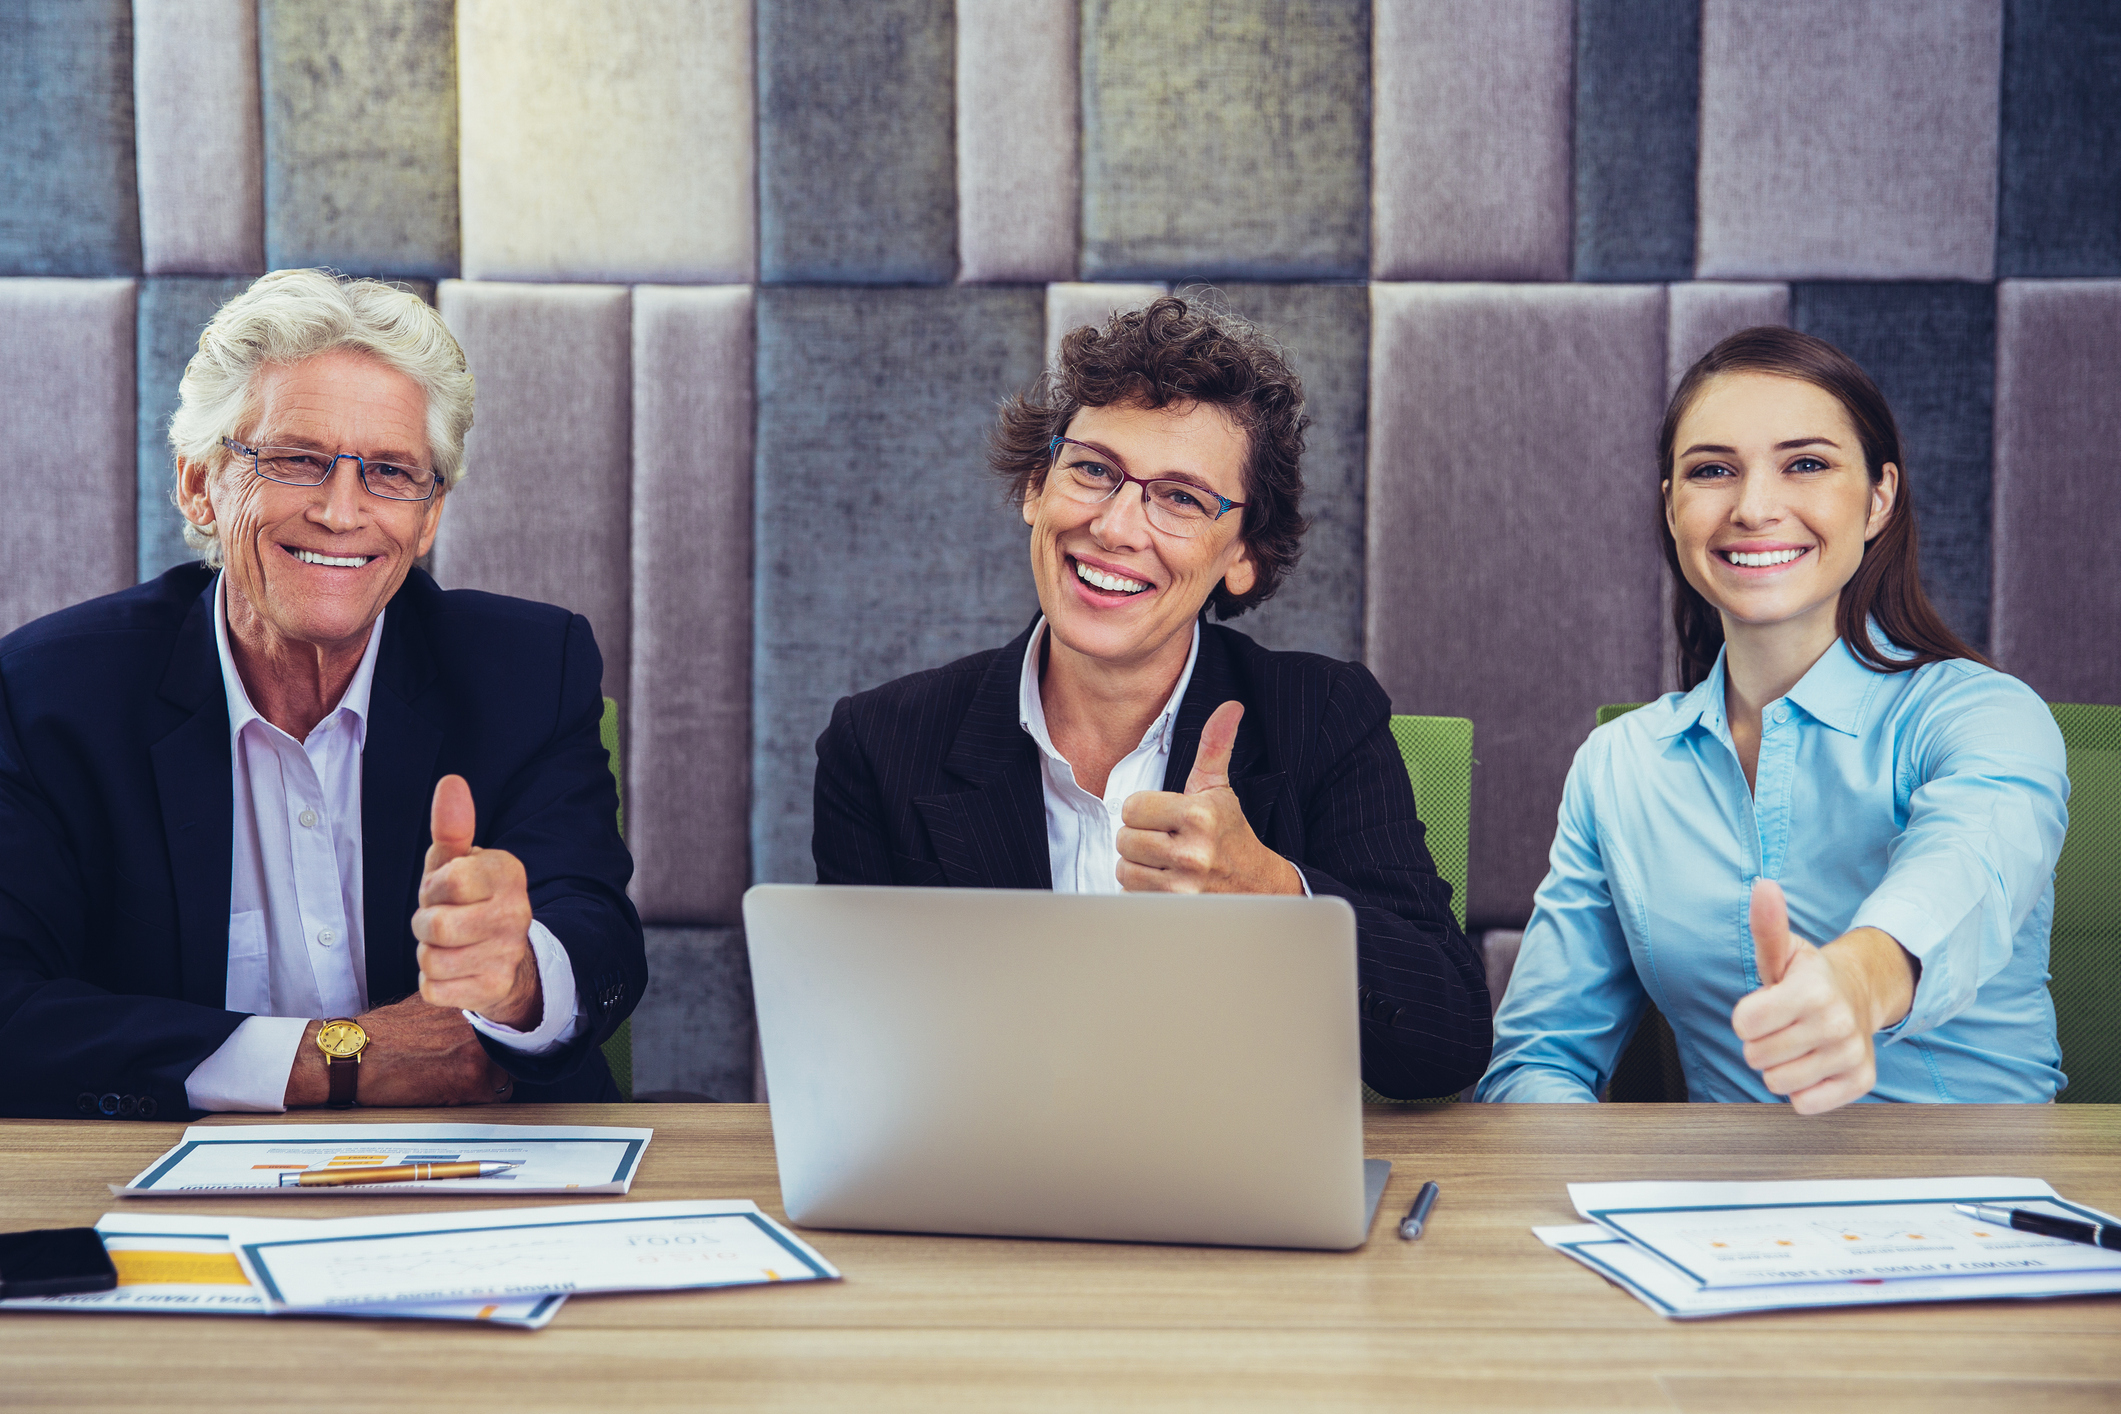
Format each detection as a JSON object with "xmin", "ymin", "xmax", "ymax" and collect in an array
[{"xmin": 118, "ymin": 1123, "xmax": 651, "ymax": 1196}]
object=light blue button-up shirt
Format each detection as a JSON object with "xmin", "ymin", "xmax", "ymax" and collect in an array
[{"xmin": 1477, "ymin": 633, "xmax": 2070, "ymax": 1104}]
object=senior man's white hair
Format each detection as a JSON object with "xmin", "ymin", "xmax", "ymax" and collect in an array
[{"xmin": 167, "ymin": 268, "xmax": 476, "ymax": 568}]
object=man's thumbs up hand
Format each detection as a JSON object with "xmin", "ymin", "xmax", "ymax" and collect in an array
[
  {"xmin": 1116, "ymin": 700, "xmax": 1302, "ymax": 895},
  {"xmin": 414, "ymin": 774, "xmax": 542, "ymax": 1029}
]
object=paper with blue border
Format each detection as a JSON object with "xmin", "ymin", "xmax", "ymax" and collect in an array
[
  {"xmin": 117, "ymin": 1123, "xmax": 651, "ymax": 1196},
  {"xmin": 226, "ymin": 1200, "xmax": 841, "ymax": 1310},
  {"xmin": 1572, "ymin": 1177, "xmax": 2121, "ymax": 1290}
]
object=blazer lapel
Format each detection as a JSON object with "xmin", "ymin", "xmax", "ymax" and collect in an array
[
  {"xmin": 1163, "ymin": 624, "xmax": 1285, "ymax": 840},
  {"xmin": 151, "ymin": 582, "xmax": 235, "ymax": 1009},
  {"xmin": 361, "ymin": 582, "xmax": 443, "ymax": 1006},
  {"xmin": 914, "ymin": 623, "xmax": 1050, "ymax": 890}
]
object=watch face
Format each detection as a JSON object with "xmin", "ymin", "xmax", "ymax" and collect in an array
[{"xmin": 316, "ymin": 1019, "xmax": 368, "ymax": 1059}]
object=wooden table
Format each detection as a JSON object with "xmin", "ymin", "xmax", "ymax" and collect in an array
[{"xmin": 3, "ymin": 1103, "xmax": 2118, "ymax": 1412}]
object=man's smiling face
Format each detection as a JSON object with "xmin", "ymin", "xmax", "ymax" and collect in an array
[{"xmin": 189, "ymin": 348, "xmax": 444, "ymax": 654}]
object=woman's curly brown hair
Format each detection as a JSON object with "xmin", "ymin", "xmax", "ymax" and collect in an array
[{"xmin": 989, "ymin": 294, "xmax": 1310, "ymax": 620}]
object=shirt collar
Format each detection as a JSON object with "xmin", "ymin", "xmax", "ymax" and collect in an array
[
  {"xmin": 1651, "ymin": 622, "xmax": 1893, "ymax": 742},
  {"xmin": 1017, "ymin": 616, "xmax": 1201, "ymax": 765},
  {"xmin": 213, "ymin": 570, "xmax": 384, "ymax": 748}
]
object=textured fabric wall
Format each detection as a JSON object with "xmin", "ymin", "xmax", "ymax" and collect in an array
[
  {"xmin": 134, "ymin": 0, "xmax": 264, "ymax": 277},
  {"xmin": 0, "ymin": 1, "xmax": 139, "ymax": 278}
]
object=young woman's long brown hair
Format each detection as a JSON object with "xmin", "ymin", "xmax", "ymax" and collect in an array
[{"xmin": 1657, "ymin": 327, "xmax": 1986, "ymax": 689}]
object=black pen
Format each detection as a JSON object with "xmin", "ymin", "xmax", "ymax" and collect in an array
[
  {"xmin": 1398, "ymin": 1180, "xmax": 1440, "ymax": 1241},
  {"xmin": 1954, "ymin": 1203, "xmax": 2121, "ymax": 1252}
]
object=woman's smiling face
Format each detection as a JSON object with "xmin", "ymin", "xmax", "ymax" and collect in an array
[{"xmin": 1664, "ymin": 371, "xmax": 1898, "ymax": 638}]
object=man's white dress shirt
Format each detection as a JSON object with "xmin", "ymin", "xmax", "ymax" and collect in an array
[{"xmin": 184, "ymin": 573, "xmax": 582, "ymax": 1112}]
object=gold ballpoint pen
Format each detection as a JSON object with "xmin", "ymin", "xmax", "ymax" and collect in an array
[{"xmin": 278, "ymin": 1160, "xmax": 523, "ymax": 1188}]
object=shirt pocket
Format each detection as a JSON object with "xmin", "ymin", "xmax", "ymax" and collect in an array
[{"xmin": 224, "ymin": 910, "xmax": 271, "ymax": 1014}]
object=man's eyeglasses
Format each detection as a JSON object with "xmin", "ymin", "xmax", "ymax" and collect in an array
[
  {"xmin": 1046, "ymin": 436, "xmax": 1245, "ymax": 538},
  {"xmin": 221, "ymin": 436, "xmax": 442, "ymax": 502}
]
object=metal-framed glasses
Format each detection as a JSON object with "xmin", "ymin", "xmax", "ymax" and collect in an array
[
  {"xmin": 221, "ymin": 436, "xmax": 442, "ymax": 502},
  {"xmin": 1046, "ymin": 436, "xmax": 1245, "ymax": 538}
]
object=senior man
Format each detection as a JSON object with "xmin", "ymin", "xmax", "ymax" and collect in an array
[{"xmin": 0, "ymin": 270, "xmax": 644, "ymax": 1118}]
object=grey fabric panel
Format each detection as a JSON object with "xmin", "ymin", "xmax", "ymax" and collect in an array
[
  {"xmin": 134, "ymin": 0, "xmax": 264, "ymax": 276},
  {"xmin": 0, "ymin": 279, "xmax": 136, "ymax": 637},
  {"xmin": 630, "ymin": 926, "xmax": 756, "ymax": 1101},
  {"xmin": 1367, "ymin": 283, "xmax": 1667, "ymax": 929},
  {"xmin": 1698, "ymin": 0, "xmax": 2001, "ymax": 281},
  {"xmin": 1372, "ymin": 0, "xmax": 1572, "ymax": 281},
  {"xmin": 629, "ymin": 286, "xmax": 754, "ymax": 926},
  {"xmin": 1997, "ymin": 1, "xmax": 2121, "ymax": 278},
  {"xmin": 1790, "ymin": 282, "xmax": 1996, "ymax": 653},
  {"xmin": 457, "ymin": 0, "xmax": 755, "ymax": 284},
  {"xmin": 137, "ymin": 277, "xmax": 254, "ymax": 581},
  {"xmin": 1081, "ymin": 0, "xmax": 1369, "ymax": 281},
  {"xmin": 1043, "ymin": 282, "xmax": 1166, "ymax": 369},
  {"xmin": 1573, "ymin": 0, "xmax": 1697, "ymax": 282},
  {"xmin": 1992, "ymin": 280, "xmax": 2121, "ymax": 703},
  {"xmin": 0, "ymin": 1, "xmax": 138, "ymax": 277},
  {"xmin": 753, "ymin": 287, "xmax": 1045, "ymax": 884},
  {"xmin": 757, "ymin": 0, "xmax": 956, "ymax": 284},
  {"xmin": 957, "ymin": 0, "xmax": 1077, "ymax": 283},
  {"xmin": 1213, "ymin": 284, "xmax": 1367, "ymax": 665},
  {"xmin": 432, "ymin": 282, "xmax": 631, "ymax": 716},
  {"xmin": 259, "ymin": 0, "xmax": 458, "ymax": 279},
  {"xmin": 1666, "ymin": 282, "xmax": 1790, "ymax": 392}
]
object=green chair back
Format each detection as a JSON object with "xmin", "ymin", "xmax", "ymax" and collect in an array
[
  {"xmin": 597, "ymin": 697, "xmax": 633, "ymax": 1100},
  {"xmin": 2051, "ymin": 704, "xmax": 2121, "ymax": 1103}
]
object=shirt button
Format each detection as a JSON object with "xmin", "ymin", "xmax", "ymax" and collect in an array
[
  {"xmin": 317, "ymin": 928, "xmax": 337, "ymax": 947},
  {"xmin": 1772, "ymin": 705, "xmax": 1789, "ymax": 724},
  {"xmin": 299, "ymin": 809, "xmax": 319, "ymax": 828}
]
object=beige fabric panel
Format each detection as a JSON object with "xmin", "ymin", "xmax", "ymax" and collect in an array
[
  {"xmin": 956, "ymin": 0, "xmax": 1078, "ymax": 284},
  {"xmin": 1043, "ymin": 282, "xmax": 1167, "ymax": 370},
  {"xmin": 1666, "ymin": 282, "xmax": 1790, "ymax": 392},
  {"xmin": 134, "ymin": 0, "xmax": 264, "ymax": 276}
]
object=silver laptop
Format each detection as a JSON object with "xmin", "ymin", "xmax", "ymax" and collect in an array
[{"xmin": 743, "ymin": 884, "xmax": 1390, "ymax": 1250}]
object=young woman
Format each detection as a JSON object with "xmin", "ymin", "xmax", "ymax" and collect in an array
[{"xmin": 1478, "ymin": 327, "xmax": 2068, "ymax": 1110}]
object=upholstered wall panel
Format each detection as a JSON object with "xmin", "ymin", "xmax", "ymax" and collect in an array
[
  {"xmin": 1081, "ymin": 0, "xmax": 1369, "ymax": 281},
  {"xmin": 631, "ymin": 926, "xmax": 755, "ymax": 1101},
  {"xmin": 1992, "ymin": 280, "xmax": 2121, "ymax": 704},
  {"xmin": 1573, "ymin": 0, "xmax": 1696, "ymax": 282},
  {"xmin": 757, "ymin": 0, "xmax": 956, "ymax": 285},
  {"xmin": 1791, "ymin": 282, "xmax": 1996, "ymax": 652},
  {"xmin": 1372, "ymin": 0, "xmax": 1571, "ymax": 282},
  {"xmin": 259, "ymin": 0, "xmax": 458, "ymax": 279},
  {"xmin": 1666, "ymin": 283, "xmax": 1790, "ymax": 391},
  {"xmin": 133, "ymin": 0, "xmax": 263, "ymax": 276},
  {"xmin": 432, "ymin": 282, "xmax": 631, "ymax": 715},
  {"xmin": 0, "ymin": 280, "xmax": 136, "ymax": 636},
  {"xmin": 1997, "ymin": 1, "xmax": 2121, "ymax": 278},
  {"xmin": 1217, "ymin": 285, "xmax": 1368, "ymax": 664},
  {"xmin": 1368, "ymin": 283, "xmax": 1666, "ymax": 928},
  {"xmin": 1043, "ymin": 283, "xmax": 1166, "ymax": 369},
  {"xmin": 957, "ymin": 0, "xmax": 1077, "ymax": 284},
  {"xmin": 137, "ymin": 277, "xmax": 251, "ymax": 582},
  {"xmin": 0, "ymin": 2, "xmax": 139, "ymax": 277},
  {"xmin": 753, "ymin": 287, "xmax": 1045, "ymax": 884},
  {"xmin": 629, "ymin": 286, "xmax": 754, "ymax": 926},
  {"xmin": 458, "ymin": 0, "xmax": 753, "ymax": 285},
  {"xmin": 1698, "ymin": 0, "xmax": 2002, "ymax": 281}
]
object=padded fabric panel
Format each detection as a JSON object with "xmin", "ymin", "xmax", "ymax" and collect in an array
[
  {"xmin": 957, "ymin": 0, "xmax": 1077, "ymax": 284},
  {"xmin": 1997, "ymin": 1, "xmax": 2121, "ymax": 277},
  {"xmin": 631, "ymin": 926, "xmax": 755, "ymax": 1101},
  {"xmin": 1081, "ymin": 0, "xmax": 1369, "ymax": 281},
  {"xmin": 629, "ymin": 286, "xmax": 754, "ymax": 926},
  {"xmin": 1573, "ymin": 0, "xmax": 1697, "ymax": 282},
  {"xmin": 753, "ymin": 287, "xmax": 1045, "ymax": 884},
  {"xmin": 1666, "ymin": 282, "xmax": 1789, "ymax": 391},
  {"xmin": 260, "ymin": 0, "xmax": 458, "ymax": 279},
  {"xmin": 1367, "ymin": 283, "xmax": 1666, "ymax": 928},
  {"xmin": 1992, "ymin": 280, "xmax": 2121, "ymax": 703},
  {"xmin": 1698, "ymin": 0, "xmax": 2001, "ymax": 280},
  {"xmin": 134, "ymin": 0, "xmax": 263, "ymax": 276},
  {"xmin": 757, "ymin": 0, "xmax": 956, "ymax": 284},
  {"xmin": 1372, "ymin": 0, "xmax": 1571, "ymax": 282},
  {"xmin": 137, "ymin": 277, "xmax": 252, "ymax": 581},
  {"xmin": 432, "ymin": 282, "xmax": 631, "ymax": 716},
  {"xmin": 1043, "ymin": 282, "xmax": 1166, "ymax": 369},
  {"xmin": 1791, "ymin": 282, "xmax": 1996, "ymax": 653},
  {"xmin": 0, "ymin": 1, "xmax": 139, "ymax": 277},
  {"xmin": 458, "ymin": 0, "xmax": 754, "ymax": 284},
  {"xmin": 0, "ymin": 280, "xmax": 136, "ymax": 637},
  {"xmin": 1216, "ymin": 284, "xmax": 1367, "ymax": 664}
]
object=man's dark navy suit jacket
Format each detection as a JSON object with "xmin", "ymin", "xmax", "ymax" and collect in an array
[
  {"xmin": 0, "ymin": 565, "xmax": 646, "ymax": 1119},
  {"xmin": 813, "ymin": 619, "xmax": 1493, "ymax": 1101}
]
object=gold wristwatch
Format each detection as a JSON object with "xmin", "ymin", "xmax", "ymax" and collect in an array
[{"xmin": 316, "ymin": 1018, "xmax": 369, "ymax": 1109}]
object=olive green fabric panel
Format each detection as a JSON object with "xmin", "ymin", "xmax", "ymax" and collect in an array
[
  {"xmin": 2050, "ymin": 703, "xmax": 2121, "ymax": 1105},
  {"xmin": 1388, "ymin": 716, "xmax": 1470, "ymax": 932},
  {"xmin": 1081, "ymin": 0, "xmax": 1370, "ymax": 281},
  {"xmin": 0, "ymin": 0, "xmax": 139, "ymax": 277}
]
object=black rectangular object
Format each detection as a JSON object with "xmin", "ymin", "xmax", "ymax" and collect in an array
[{"xmin": 0, "ymin": 1228, "xmax": 118, "ymax": 1299}]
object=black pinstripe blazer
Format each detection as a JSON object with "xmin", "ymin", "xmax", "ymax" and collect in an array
[{"xmin": 812, "ymin": 620, "xmax": 1493, "ymax": 1100}]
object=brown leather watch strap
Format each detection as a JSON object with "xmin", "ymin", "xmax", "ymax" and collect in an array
[{"xmin": 325, "ymin": 1053, "xmax": 359, "ymax": 1108}]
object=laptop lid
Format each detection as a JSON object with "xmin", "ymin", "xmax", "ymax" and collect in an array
[{"xmin": 744, "ymin": 884, "xmax": 1373, "ymax": 1250}]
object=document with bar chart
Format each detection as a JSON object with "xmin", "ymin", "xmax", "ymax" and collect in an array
[{"xmin": 117, "ymin": 1123, "xmax": 652, "ymax": 1196}]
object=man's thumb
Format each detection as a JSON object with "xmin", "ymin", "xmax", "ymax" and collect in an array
[
  {"xmin": 1183, "ymin": 700, "xmax": 1244, "ymax": 794},
  {"xmin": 426, "ymin": 774, "xmax": 477, "ymax": 871},
  {"xmin": 1750, "ymin": 877, "xmax": 1799, "ymax": 986}
]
